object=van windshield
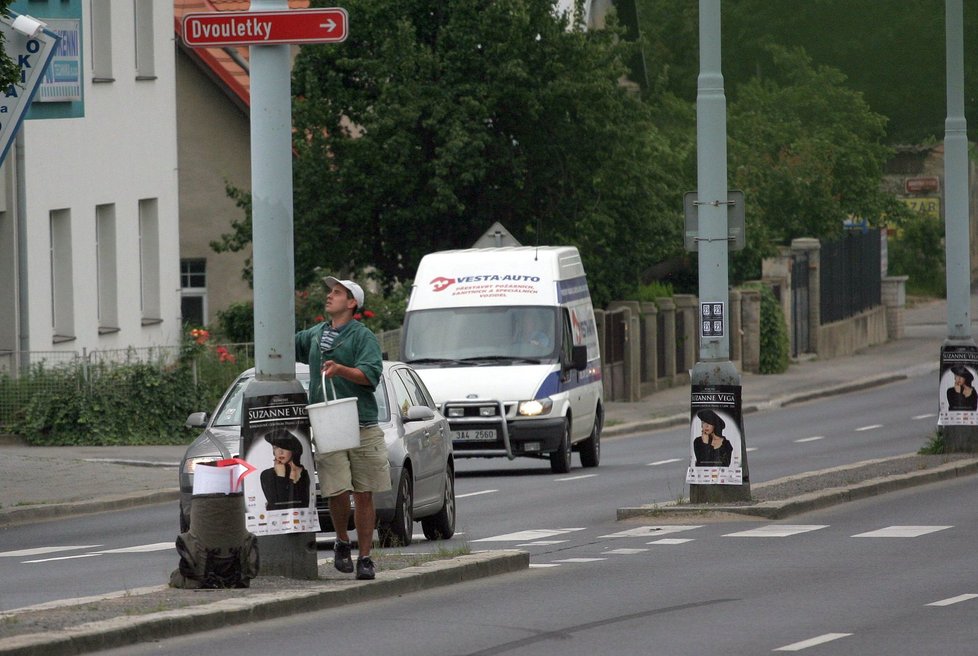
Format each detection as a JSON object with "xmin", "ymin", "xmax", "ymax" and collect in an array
[{"xmin": 402, "ymin": 306, "xmax": 558, "ymax": 364}]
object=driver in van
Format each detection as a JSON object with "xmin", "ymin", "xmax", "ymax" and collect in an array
[{"xmin": 515, "ymin": 311, "xmax": 552, "ymax": 354}]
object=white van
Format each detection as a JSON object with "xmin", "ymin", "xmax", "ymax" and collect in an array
[{"xmin": 400, "ymin": 246, "xmax": 603, "ymax": 473}]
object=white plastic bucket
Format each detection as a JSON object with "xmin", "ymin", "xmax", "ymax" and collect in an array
[{"xmin": 307, "ymin": 373, "xmax": 360, "ymax": 453}]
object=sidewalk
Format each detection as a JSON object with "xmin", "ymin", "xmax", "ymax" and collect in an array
[{"xmin": 0, "ymin": 296, "xmax": 953, "ymax": 527}]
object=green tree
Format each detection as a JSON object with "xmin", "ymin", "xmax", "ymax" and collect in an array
[
  {"xmin": 214, "ymin": 0, "xmax": 685, "ymax": 307},
  {"xmin": 0, "ymin": 1, "xmax": 24, "ymax": 90}
]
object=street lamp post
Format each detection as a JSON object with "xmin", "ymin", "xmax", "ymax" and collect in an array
[{"xmin": 688, "ymin": 0, "xmax": 750, "ymax": 503}]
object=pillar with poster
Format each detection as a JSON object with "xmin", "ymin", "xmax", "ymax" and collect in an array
[
  {"xmin": 938, "ymin": 344, "xmax": 978, "ymax": 427},
  {"xmin": 240, "ymin": 381, "xmax": 319, "ymax": 579},
  {"xmin": 686, "ymin": 385, "xmax": 744, "ymax": 487}
]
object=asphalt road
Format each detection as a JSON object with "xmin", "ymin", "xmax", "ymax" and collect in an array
[
  {"xmin": 91, "ymin": 469, "xmax": 978, "ymax": 656},
  {"xmin": 0, "ymin": 373, "xmax": 939, "ymax": 614}
]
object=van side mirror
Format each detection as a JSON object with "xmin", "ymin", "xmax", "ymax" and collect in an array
[{"xmin": 570, "ymin": 345, "xmax": 588, "ymax": 371}]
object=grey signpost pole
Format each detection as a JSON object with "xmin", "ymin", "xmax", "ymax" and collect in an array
[
  {"xmin": 243, "ymin": 0, "xmax": 317, "ymax": 578},
  {"xmin": 689, "ymin": 0, "xmax": 750, "ymax": 502},
  {"xmin": 940, "ymin": 0, "xmax": 977, "ymax": 452}
]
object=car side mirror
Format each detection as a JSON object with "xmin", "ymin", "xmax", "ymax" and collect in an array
[
  {"xmin": 185, "ymin": 412, "xmax": 208, "ymax": 429},
  {"xmin": 570, "ymin": 345, "xmax": 588, "ymax": 371},
  {"xmin": 404, "ymin": 405, "xmax": 435, "ymax": 422}
]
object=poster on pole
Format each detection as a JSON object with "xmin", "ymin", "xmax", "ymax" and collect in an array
[
  {"xmin": 686, "ymin": 384, "xmax": 744, "ymax": 485},
  {"xmin": 938, "ymin": 344, "xmax": 978, "ymax": 426},
  {"xmin": 241, "ymin": 393, "xmax": 319, "ymax": 535}
]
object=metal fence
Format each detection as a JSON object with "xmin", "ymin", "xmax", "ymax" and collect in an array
[{"xmin": 820, "ymin": 228, "xmax": 882, "ymax": 324}]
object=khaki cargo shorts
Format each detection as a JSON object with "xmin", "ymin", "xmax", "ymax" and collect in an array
[{"xmin": 315, "ymin": 424, "xmax": 391, "ymax": 497}]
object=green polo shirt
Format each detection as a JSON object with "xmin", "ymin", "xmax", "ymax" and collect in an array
[{"xmin": 295, "ymin": 319, "xmax": 382, "ymax": 425}]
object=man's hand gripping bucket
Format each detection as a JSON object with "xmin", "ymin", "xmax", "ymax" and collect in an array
[{"xmin": 306, "ymin": 372, "xmax": 360, "ymax": 452}]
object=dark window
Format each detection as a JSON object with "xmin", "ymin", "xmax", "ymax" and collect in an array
[
  {"xmin": 181, "ymin": 296, "xmax": 204, "ymax": 327},
  {"xmin": 180, "ymin": 259, "xmax": 206, "ymax": 288}
]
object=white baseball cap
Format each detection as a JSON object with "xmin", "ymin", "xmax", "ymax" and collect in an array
[{"xmin": 323, "ymin": 276, "xmax": 365, "ymax": 308}]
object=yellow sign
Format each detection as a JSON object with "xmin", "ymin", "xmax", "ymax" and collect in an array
[{"xmin": 900, "ymin": 197, "xmax": 941, "ymax": 219}]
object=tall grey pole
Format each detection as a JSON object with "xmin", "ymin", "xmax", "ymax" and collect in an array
[
  {"xmin": 940, "ymin": 0, "xmax": 977, "ymax": 452},
  {"xmin": 242, "ymin": 0, "xmax": 317, "ymax": 577},
  {"xmin": 689, "ymin": 0, "xmax": 750, "ymax": 501}
]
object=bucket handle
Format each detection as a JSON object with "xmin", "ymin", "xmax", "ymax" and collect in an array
[{"xmin": 321, "ymin": 370, "xmax": 338, "ymax": 402}]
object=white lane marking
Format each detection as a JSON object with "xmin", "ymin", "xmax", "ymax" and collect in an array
[
  {"xmin": 23, "ymin": 553, "xmax": 102, "ymax": 563},
  {"xmin": 516, "ymin": 541, "xmax": 568, "ymax": 546},
  {"xmin": 647, "ymin": 458, "xmax": 682, "ymax": 466},
  {"xmin": 529, "ymin": 563, "xmax": 560, "ymax": 568},
  {"xmin": 853, "ymin": 525, "xmax": 952, "ymax": 538},
  {"xmin": 604, "ymin": 548, "xmax": 648, "ymax": 555},
  {"xmin": 927, "ymin": 594, "xmax": 978, "ymax": 607},
  {"xmin": 855, "ymin": 424, "xmax": 883, "ymax": 432},
  {"xmin": 0, "ymin": 546, "xmax": 101, "ymax": 558},
  {"xmin": 794, "ymin": 436, "xmax": 824, "ymax": 443},
  {"xmin": 774, "ymin": 633, "xmax": 852, "ymax": 651},
  {"xmin": 746, "ymin": 447, "xmax": 758, "ymax": 452},
  {"xmin": 96, "ymin": 542, "xmax": 174, "ymax": 554},
  {"xmin": 648, "ymin": 538, "xmax": 694, "ymax": 545},
  {"xmin": 456, "ymin": 489, "xmax": 498, "ymax": 499},
  {"xmin": 913, "ymin": 413, "xmax": 936, "ymax": 420},
  {"xmin": 600, "ymin": 526, "xmax": 702, "ymax": 538},
  {"xmin": 555, "ymin": 474, "xmax": 597, "ymax": 482},
  {"xmin": 725, "ymin": 525, "xmax": 828, "ymax": 538},
  {"xmin": 473, "ymin": 528, "xmax": 585, "ymax": 542},
  {"xmin": 552, "ymin": 557, "xmax": 606, "ymax": 563}
]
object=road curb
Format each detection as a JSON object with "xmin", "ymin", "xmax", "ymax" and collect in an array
[
  {"xmin": 0, "ymin": 489, "xmax": 182, "ymax": 528},
  {"xmin": 0, "ymin": 550, "xmax": 529, "ymax": 656},
  {"xmin": 616, "ymin": 456, "xmax": 978, "ymax": 521}
]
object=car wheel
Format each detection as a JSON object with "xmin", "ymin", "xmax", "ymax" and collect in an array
[
  {"xmin": 579, "ymin": 408, "xmax": 602, "ymax": 468},
  {"xmin": 421, "ymin": 467, "xmax": 456, "ymax": 541},
  {"xmin": 549, "ymin": 418, "xmax": 572, "ymax": 474},
  {"xmin": 379, "ymin": 470, "xmax": 413, "ymax": 547}
]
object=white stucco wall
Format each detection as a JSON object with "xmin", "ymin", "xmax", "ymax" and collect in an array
[{"xmin": 15, "ymin": 2, "xmax": 180, "ymax": 356}]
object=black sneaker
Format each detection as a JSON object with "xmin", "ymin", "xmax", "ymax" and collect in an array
[
  {"xmin": 356, "ymin": 556, "xmax": 376, "ymax": 580},
  {"xmin": 333, "ymin": 539, "xmax": 354, "ymax": 573}
]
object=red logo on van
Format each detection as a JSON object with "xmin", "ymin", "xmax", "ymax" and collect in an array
[{"xmin": 430, "ymin": 276, "xmax": 455, "ymax": 292}]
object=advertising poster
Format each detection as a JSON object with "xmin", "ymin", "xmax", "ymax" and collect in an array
[
  {"xmin": 241, "ymin": 393, "xmax": 319, "ymax": 535},
  {"xmin": 938, "ymin": 344, "xmax": 978, "ymax": 426},
  {"xmin": 685, "ymin": 384, "xmax": 744, "ymax": 486}
]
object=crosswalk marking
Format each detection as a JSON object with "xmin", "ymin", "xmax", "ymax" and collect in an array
[
  {"xmin": 552, "ymin": 557, "xmax": 606, "ymax": 563},
  {"xmin": 472, "ymin": 528, "xmax": 585, "ymax": 542},
  {"xmin": 516, "ymin": 541, "xmax": 568, "ymax": 546},
  {"xmin": 774, "ymin": 633, "xmax": 852, "ymax": 651},
  {"xmin": 648, "ymin": 538, "xmax": 694, "ymax": 545},
  {"xmin": 927, "ymin": 594, "xmax": 978, "ymax": 607},
  {"xmin": 456, "ymin": 489, "xmax": 497, "ymax": 499},
  {"xmin": 646, "ymin": 458, "xmax": 682, "ymax": 466},
  {"xmin": 600, "ymin": 526, "xmax": 702, "ymax": 539},
  {"xmin": 853, "ymin": 525, "xmax": 952, "ymax": 538},
  {"xmin": 725, "ymin": 525, "xmax": 827, "ymax": 538},
  {"xmin": 0, "ymin": 546, "xmax": 101, "ymax": 558},
  {"xmin": 604, "ymin": 548, "xmax": 648, "ymax": 555}
]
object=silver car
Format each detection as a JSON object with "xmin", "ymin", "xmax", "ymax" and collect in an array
[{"xmin": 179, "ymin": 361, "xmax": 456, "ymax": 547}]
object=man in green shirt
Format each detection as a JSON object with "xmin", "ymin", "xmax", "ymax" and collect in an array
[{"xmin": 295, "ymin": 277, "xmax": 388, "ymax": 580}]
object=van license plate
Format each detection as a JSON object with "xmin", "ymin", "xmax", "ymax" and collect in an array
[{"xmin": 452, "ymin": 429, "xmax": 497, "ymax": 442}]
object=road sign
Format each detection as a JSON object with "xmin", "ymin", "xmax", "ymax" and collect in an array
[
  {"xmin": 182, "ymin": 8, "xmax": 348, "ymax": 48},
  {"xmin": 0, "ymin": 14, "xmax": 60, "ymax": 167},
  {"xmin": 683, "ymin": 190, "xmax": 746, "ymax": 252}
]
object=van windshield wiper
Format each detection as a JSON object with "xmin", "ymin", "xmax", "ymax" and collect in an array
[
  {"xmin": 458, "ymin": 355, "xmax": 542, "ymax": 365},
  {"xmin": 405, "ymin": 357, "xmax": 463, "ymax": 365}
]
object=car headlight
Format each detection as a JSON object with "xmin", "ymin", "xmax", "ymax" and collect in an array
[
  {"xmin": 517, "ymin": 398, "xmax": 553, "ymax": 417},
  {"xmin": 183, "ymin": 456, "xmax": 221, "ymax": 475}
]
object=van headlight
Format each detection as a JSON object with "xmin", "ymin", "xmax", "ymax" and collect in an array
[{"xmin": 517, "ymin": 398, "xmax": 553, "ymax": 416}]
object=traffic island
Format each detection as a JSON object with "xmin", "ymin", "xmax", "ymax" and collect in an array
[{"xmin": 617, "ymin": 453, "xmax": 978, "ymax": 521}]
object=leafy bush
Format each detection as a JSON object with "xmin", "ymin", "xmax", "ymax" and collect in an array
[
  {"xmin": 630, "ymin": 281, "xmax": 675, "ymax": 304},
  {"xmin": 216, "ymin": 301, "xmax": 255, "ymax": 344},
  {"xmin": 747, "ymin": 283, "xmax": 790, "ymax": 374},
  {"xmin": 887, "ymin": 217, "xmax": 946, "ymax": 297}
]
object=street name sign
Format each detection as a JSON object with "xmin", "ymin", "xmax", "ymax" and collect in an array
[{"xmin": 182, "ymin": 8, "xmax": 348, "ymax": 48}]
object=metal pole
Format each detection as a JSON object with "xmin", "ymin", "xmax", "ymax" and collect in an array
[
  {"xmin": 940, "ymin": 0, "xmax": 977, "ymax": 452},
  {"xmin": 689, "ymin": 0, "xmax": 750, "ymax": 502},
  {"xmin": 242, "ymin": 0, "xmax": 317, "ymax": 577}
]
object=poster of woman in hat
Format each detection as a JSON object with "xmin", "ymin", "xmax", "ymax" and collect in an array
[
  {"xmin": 259, "ymin": 429, "xmax": 311, "ymax": 510},
  {"xmin": 686, "ymin": 385, "xmax": 744, "ymax": 485},
  {"xmin": 939, "ymin": 347, "xmax": 978, "ymax": 426}
]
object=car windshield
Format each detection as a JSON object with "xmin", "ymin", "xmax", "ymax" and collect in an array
[
  {"xmin": 212, "ymin": 371, "xmax": 390, "ymax": 427},
  {"xmin": 402, "ymin": 306, "xmax": 558, "ymax": 363}
]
